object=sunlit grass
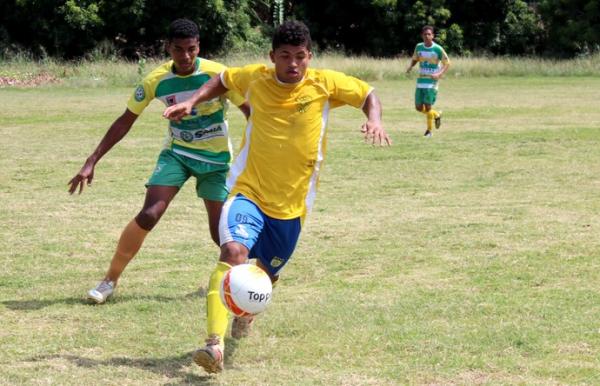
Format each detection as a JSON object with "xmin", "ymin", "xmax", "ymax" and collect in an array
[{"xmin": 1, "ymin": 75, "xmax": 600, "ymax": 384}]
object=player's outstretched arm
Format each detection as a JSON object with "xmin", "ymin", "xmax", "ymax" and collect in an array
[
  {"xmin": 163, "ymin": 75, "xmax": 229, "ymax": 122},
  {"xmin": 361, "ymin": 92, "xmax": 392, "ymax": 146},
  {"xmin": 68, "ymin": 109, "xmax": 138, "ymax": 194}
]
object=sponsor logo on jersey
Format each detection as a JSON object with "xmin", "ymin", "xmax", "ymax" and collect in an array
[
  {"xmin": 134, "ymin": 85, "xmax": 145, "ymax": 102},
  {"xmin": 180, "ymin": 131, "xmax": 194, "ymax": 142},
  {"xmin": 166, "ymin": 95, "xmax": 176, "ymax": 106},
  {"xmin": 194, "ymin": 126, "xmax": 222, "ymax": 139},
  {"xmin": 295, "ymin": 95, "xmax": 311, "ymax": 113}
]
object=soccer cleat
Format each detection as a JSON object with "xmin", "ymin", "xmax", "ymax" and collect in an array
[
  {"xmin": 231, "ymin": 316, "xmax": 254, "ymax": 339},
  {"xmin": 435, "ymin": 111, "xmax": 442, "ymax": 129},
  {"xmin": 193, "ymin": 335, "xmax": 224, "ymax": 374},
  {"xmin": 87, "ymin": 280, "xmax": 115, "ymax": 304},
  {"xmin": 424, "ymin": 130, "xmax": 432, "ymax": 137}
]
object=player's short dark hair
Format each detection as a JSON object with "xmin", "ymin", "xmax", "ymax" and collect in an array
[
  {"xmin": 422, "ymin": 25, "xmax": 435, "ymax": 34},
  {"xmin": 272, "ymin": 20, "xmax": 312, "ymax": 51},
  {"xmin": 168, "ymin": 19, "xmax": 200, "ymax": 41}
]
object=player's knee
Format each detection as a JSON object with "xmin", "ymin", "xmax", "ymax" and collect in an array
[
  {"xmin": 135, "ymin": 204, "xmax": 166, "ymax": 231},
  {"xmin": 220, "ymin": 242, "xmax": 248, "ymax": 266},
  {"xmin": 415, "ymin": 104, "xmax": 424, "ymax": 112}
]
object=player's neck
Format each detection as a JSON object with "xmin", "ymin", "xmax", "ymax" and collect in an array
[
  {"xmin": 173, "ymin": 58, "xmax": 198, "ymax": 76},
  {"xmin": 274, "ymin": 73, "xmax": 305, "ymax": 85},
  {"xmin": 423, "ymin": 41, "xmax": 434, "ymax": 48}
]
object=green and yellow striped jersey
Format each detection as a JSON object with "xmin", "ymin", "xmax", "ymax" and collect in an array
[
  {"xmin": 412, "ymin": 42, "xmax": 450, "ymax": 90},
  {"xmin": 127, "ymin": 57, "xmax": 245, "ymax": 165}
]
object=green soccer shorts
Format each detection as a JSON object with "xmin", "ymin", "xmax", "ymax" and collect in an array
[
  {"xmin": 415, "ymin": 87, "xmax": 438, "ymax": 106},
  {"xmin": 147, "ymin": 149, "xmax": 229, "ymax": 201}
]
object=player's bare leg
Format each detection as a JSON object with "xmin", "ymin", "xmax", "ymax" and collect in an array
[
  {"xmin": 87, "ymin": 185, "xmax": 179, "ymax": 303},
  {"xmin": 203, "ymin": 199, "xmax": 224, "ymax": 246}
]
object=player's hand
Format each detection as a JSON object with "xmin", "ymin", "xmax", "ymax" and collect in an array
[
  {"xmin": 163, "ymin": 101, "xmax": 193, "ymax": 122},
  {"xmin": 430, "ymin": 73, "xmax": 441, "ymax": 80},
  {"xmin": 361, "ymin": 120, "xmax": 392, "ymax": 146},
  {"xmin": 68, "ymin": 160, "xmax": 95, "ymax": 195}
]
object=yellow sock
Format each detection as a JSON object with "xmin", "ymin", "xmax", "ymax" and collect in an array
[
  {"xmin": 105, "ymin": 219, "xmax": 149, "ymax": 282},
  {"xmin": 206, "ymin": 261, "xmax": 232, "ymax": 348},
  {"xmin": 427, "ymin": 109, "xmax": 438, "ymax": 131},
  {"xmin": 419, "ymin": 106, "xmax": 430, "ymax": 131}
]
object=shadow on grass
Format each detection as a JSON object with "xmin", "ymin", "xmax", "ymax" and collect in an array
[
  {"xmin": 27, "ymin": 343, "xmax": 248, "ymax": 384},
  {"xmin": 1, "ymin": 288, "xmax": 206, "ymax": 311},
  {"xmin": 30, "ymin": 352, "xmax": 214, "ymax": 384}
]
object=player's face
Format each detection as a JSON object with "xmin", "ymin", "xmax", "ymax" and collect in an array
[
  {"xmin": 167, "ymin": 37, "xmax": 200, "ymax": 75},
  {"xmin": 270, "ymin": 44, "xmax": 312, "ymax": 83},
  {"xmin": 422, "ymin": 30, "xmax": 434, "ymax": 46}
]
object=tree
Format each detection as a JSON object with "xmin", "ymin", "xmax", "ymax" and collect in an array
[{"xmin": 539, "ymin": 0, "xmax": 600, "ymax": 56}]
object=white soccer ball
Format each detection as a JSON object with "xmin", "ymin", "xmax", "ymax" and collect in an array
[{"xmin": 220, "ymin": 264, "xmax": 273, "ymax": 316}]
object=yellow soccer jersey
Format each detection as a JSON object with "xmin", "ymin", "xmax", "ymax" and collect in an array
[
  {"xmin": 221, "ymin": 64, "xmax": 373, "ymax": 219},
  {"xmin": 127, "ymin": 58, "xmax": 245, "ymax": 164}
]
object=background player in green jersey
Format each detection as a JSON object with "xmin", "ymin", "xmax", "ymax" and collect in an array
[
  {"xmin": 406, "ymin": 25, "xmax": 450, "ymax": 137},
  {"xmin": 68, "ymin": 19, "xmax": 249, "ymax": 304}
]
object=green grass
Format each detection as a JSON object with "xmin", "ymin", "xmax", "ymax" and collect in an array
[
  {"xmin": 1, "ymin": 54, "xmax": 600, "ymax": 88},
  {"xmin": 1, "ymin": 76, "xmax": 600, "ymax": 385}
]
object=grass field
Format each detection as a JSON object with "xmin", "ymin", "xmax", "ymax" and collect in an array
[{"xmin": 1, "ymin": 75, "xmax": 600, "ymax": 385}]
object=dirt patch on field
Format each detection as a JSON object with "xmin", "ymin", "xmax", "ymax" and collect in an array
[{"xmin": 0, "ymin": 73, "xmax": 60, "ymax": 87}]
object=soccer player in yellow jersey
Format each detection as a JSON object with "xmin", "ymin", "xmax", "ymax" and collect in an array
[
  {"xmin": 164, "ymin": 20, "xmax": 391, "ymax": 373},
  {"xmin": 68, "ymin": 19, "xmax": 249, "ymax": 304}
]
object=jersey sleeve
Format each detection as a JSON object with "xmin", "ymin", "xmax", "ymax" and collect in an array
[
  {"xmin": 126, "ymin": 78, "xmax": 155, "ymax": 115},
  {"xmin": 221, "ymin": 64, "xmax": 266, "ymax": 97},
  {"xmin": 200, "ymin": 59, "xmax": 246, "ymax": 107},
  {"xmin": 224, "ymin": 89, "xmax": 246, "ymax": 107},
  {"xmin": 323, "ymin": 70, "xmax": 373, "ymax": 109},
  {"xmin": 439, "ymin": 46, "xmax": 450, "ymax": 65}
]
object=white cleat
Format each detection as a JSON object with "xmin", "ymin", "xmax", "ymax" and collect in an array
[{"xmin": 87, "ymin": 280, "xmax": 115, "ymax": 304}]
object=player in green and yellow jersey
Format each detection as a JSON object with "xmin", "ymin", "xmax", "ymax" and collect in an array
[
  {"xmin": 68, "ymin": 19, "xmax": 249, "ymax": 304},
  {"xmin": 164, "ymin": 20, "xmax": 391, "ymax": 374},
  {"xmin": 406, "ymin": 25, "xmax": 450, "ymax": 137}
]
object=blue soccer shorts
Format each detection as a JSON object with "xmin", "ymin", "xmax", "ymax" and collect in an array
[{"xmin": 219, "ymin": 194, "xmax": 302, "ymax": 277}]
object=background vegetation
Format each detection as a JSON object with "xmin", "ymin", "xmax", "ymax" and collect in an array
[{"xmin": 1, "ymin": 0, "xmax": 599, "ymax": 60}]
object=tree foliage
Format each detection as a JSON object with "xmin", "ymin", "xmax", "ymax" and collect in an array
[{"xmin": 0, "ymin": 0, "xmax": 598, "ymax": 59}]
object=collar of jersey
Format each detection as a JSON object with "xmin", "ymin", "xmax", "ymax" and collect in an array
[
  {"xmin": 274, "ymin": 71, "xmax": 306, "ymax": 86},
  {"xmin": 170, "ymin": 57, "xmax": 201, "ymax": 77}
]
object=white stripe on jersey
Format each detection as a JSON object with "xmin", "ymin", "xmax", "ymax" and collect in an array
[
  {"xmin": 226, "ymin": 92, "xmax": 253, "ymax": 191},
  {"xmin": 171, "ymin": 148, "xmax": 228, "ymax": 164},
  {"xmin": 304, "ymin": 100, "xmax": 329, "ymax": 214}
]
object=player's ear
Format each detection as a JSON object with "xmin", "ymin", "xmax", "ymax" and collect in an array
[{"xmin": 269, "ymin": 50, "xmax": 275, "ymax": 63}]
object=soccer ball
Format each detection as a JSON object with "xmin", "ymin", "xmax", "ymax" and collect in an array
[{"xmin": 220, "ymin": 264, "xmax": 273, "ymax": 317}]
